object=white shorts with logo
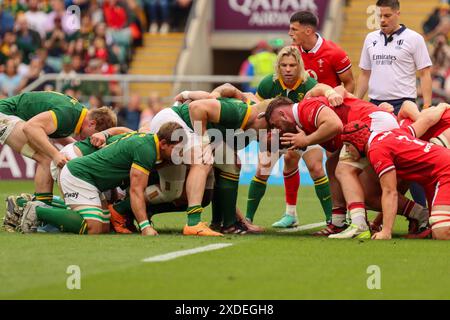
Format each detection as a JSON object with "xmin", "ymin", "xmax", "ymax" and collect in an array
[
  {"xmin": 51, "ymin": 143, "xmax": 80, "ymax": 182},
  {"xmin": 0, "ymin": 112, "xmax": 22, "ymax": 144},
  {"xmin": 59, "ymin": 165, "xmax": 102, "ymax": 207},
  {"xmin": 340, "ymin": 111, "xmax": 399, "ymax": 169}
]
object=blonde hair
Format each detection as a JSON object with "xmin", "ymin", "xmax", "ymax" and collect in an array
[
  {"xmin": 88, "ymin": 106, "xmax": 118, "ymax": 132},
  {"xmin": 273, "ymin": 46, "xmax": 309, "ymax": 84}
]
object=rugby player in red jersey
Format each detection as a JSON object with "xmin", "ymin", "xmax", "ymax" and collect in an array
[
  {"xmin": 283, "ymin": 10, "xmax": 355, "ymax": 234},
  {"xmin": 264, "ymin": 88, "xmax": 429, "ymax": 238},
  {"xmin": 342, "ymin": 112, "xmax": 450, "ymax": 240},
  {"xmin": 289, "ymin": 11, "xmax": 354, "ymax": 91},
  {"xmin": 398, "ymin": 101, "xmax": 450, "ymax": 148}
]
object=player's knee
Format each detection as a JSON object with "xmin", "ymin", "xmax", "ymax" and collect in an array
[
  {"xmin": 335, "ymin": 163, "xmax": 358, "ymax": 182},
  {"xmin": 284, "ymin": 151, "xmax": 300, "ymax": 168},
  {"xmin": 86, "ymin": 220, "xmax": 104, "ymax": 234},
  {"xmin": 307, "ymin": 162, "xmax": 325, "ymax": 180},
  {"xmin": 430, "ymin": 214, "xmax": 450, "ymax": 240},
  {"xmin": 431, "ymin": 227, "xmax": 450, "ymax": 240}
]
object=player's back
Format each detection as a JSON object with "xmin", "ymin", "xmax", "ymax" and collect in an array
[
  {"xmin": 334, "ymin": 97, "xmax": 389, "ymax": 125},
  {"xmin": 369, "ymin": 128, "xmax": 450, "ymax": 186},
  {"xmin": 0, "ymin": 91, "xmax": 84, "ymax": 120}
]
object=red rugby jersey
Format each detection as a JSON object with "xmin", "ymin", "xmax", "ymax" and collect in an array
[
  {"xmin": 368, "ymin": 128, "xmax": 450, "ymax": 186},
  {"xmin": 294, "ymin": 96, "xmax": 385, "ymax": 152},
  {"xmin": 297, "ymin": 34, "xmax": 352, "ymax": 88},
  {"xmin": 399, "ymin": 109, "xmax": 450, "ymax": 142}
]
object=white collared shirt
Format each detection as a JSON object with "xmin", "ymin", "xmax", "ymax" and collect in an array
[{"xmin": 359, "ymin": 26, "xmax": 432, "ymax": 100}]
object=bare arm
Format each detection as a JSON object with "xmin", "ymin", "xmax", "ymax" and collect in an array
[
  {"xmin": 23, "ymin": 111, "xmax": 65, "ymax": 165},
  {"xmin": 373, "ymin": 170, "xmax": 398, "ymax": 239},
  {"xmin": 174, "ymin": 90, "xmax": 212, "ymax": 103},
  {"xmin": 90, "ymin": 126, "xmax": 133, "ymax": 147},
  {"xmin": 188, "ymin": 99, "xmax": 221, "ymax": 135},
  {"xmin": 338, "ymin": 68, "xmax": 355, "ymax": 93},
  {"xmin": 397, "ymin": 101, "xmax": 421, "ymax": 121},
  {"xmin": 130, "ymin": 168, "xmax": 157, "ymax": 236},
  {"xmin": 210, "ymin": 83, "xmax": 245, "ymax": 101},
  {"xmin": 411, "ymin": 103, "xmax": 450, "ymax": 138},
  {"xmin": 355, "ymin": 69, "xmax": 371, "ymax": 99},
  {"xmin": 305, "ymin": 83, "xmax": 343, "ymax": 106},
  {"xmin": 419, "ymin": 67, "xmax": 433, "ymax": 108},
  {"xmin": 281, "ymin": 107, "xmax": 343, "ymax": 149}
]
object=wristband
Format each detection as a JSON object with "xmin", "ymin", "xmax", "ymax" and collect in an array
[
  {"xmin": 101, "ymin": 130, "xmax": 111, "ymax": 139},
  {"xmin": 325, "ymin": 89, "xmax": 337, "ymax": 98},
  {"xmin": 181, "ymin": 91, "xmax": 190, "ymax": 100},
  {"xmin": 139, "ymin": 220, "xmax": 151, "ymax": 231}
]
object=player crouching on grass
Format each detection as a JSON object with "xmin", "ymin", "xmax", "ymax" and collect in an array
[
  {"xmin": 18, "ymin": 122, "xmax": 183, "ymax": 236},
  {"xmin": 0, "ymin": 91, "xmax": 117, "ymax": 209},
  {"xmin": 3, "ymin": 126, "xmax": 133, "ymax": 232},
  {"xmin": 341, "ymin": 106, "xmax": 450, "ymax": 240}
]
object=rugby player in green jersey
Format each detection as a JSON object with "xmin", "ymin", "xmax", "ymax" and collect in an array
[
  {"xmin": 247, "ymin": 46, "xmax": 343, "ymax": 229},
  {"xmin": 176, "ymin": 95, "xmax": 272, "ymax": 234},
  {"xmin": 19, "ymin": 122, "xmax": 183, "ymax": 236},
  {"xmin": 0, "ymin": 91, "xmax": 117, "ymax": 205}
]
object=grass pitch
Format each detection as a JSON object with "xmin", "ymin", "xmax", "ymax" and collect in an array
[{"xmin": 0, "ymin": 180, "xmax": 449, "ymax": 300}]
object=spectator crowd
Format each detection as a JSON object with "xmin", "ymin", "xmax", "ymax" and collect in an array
[
  {"xmin": 0, "ymin": 0, "xmax": 192, "ymax": 130},
  {"xmin": 422, "ymin": 1, "xmax": 450, "ymax": 102}
]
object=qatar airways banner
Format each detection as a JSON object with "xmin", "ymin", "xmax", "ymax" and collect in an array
[
  {"xmin": 0, "ymin": 145, "xmax": 35, "ymax": 180},
  {"xmin": 214, "ymin": 0, "xmax": 330, "ymax": 31}
]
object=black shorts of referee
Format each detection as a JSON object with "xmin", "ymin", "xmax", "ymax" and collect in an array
[{"xmin": 370, "ymin": 98, "xmax": 416, "ymax": 116}]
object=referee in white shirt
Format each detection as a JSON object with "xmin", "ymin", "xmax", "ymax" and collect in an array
[
  {"xmin": 356, "ymin": 0, "xmax": 432, "ymax": 208},
  {"xmin": 356, "ymin": 0, "xmax": 433, "ymax": 114}
]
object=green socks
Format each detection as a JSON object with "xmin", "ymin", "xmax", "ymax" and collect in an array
[
  {"xmin": 213, "ymin": 171, "xmax": 239, "ymax": 228},
  {"xmin": 36, "ymin": 206, "xmax": 88, "ymax": 234},
  {"xmin": 314, "ymin": 176, "xmax": 332, "ymax": 223},
  {"xmin": 187, "ymin": 205, "xmax": 202, "ymax": 226},
  {"xmin": 34, "ymin": 193, "xmax": 53, "ymax": 205},
  {"xmin": 245, "ymin": 176, "xmax": 267, "ymax": 222}
]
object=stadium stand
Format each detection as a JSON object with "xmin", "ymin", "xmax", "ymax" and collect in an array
[{"xmin": 0, "ymin": 0, "xmax": 192, "ymax": 118}]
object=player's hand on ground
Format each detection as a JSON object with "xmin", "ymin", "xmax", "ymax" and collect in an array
[
  {"xmin": 90, "ymin": 132, "xmax": 107, "ymax": 148},
  {"xmin": 327, "ymin": 92, "xmax": 343, "ymax": 107},
  {"xmin": 53, "ymin": 153, "xmax": 70, "ymax": 168},
  {"xmin": 281, "ymin": 126, "xmax": 309, "ymax": 150},
  {"xmin": 371, "ymin": 230, "xmax": 392, "ymax": 240},
  {"xmin": 141, "ymin": 226, "xmax": 158, "ymax": 236}
]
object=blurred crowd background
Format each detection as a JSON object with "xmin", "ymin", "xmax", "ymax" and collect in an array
[{"xmin": 0, "ymin": 0, "xmax": 191, "ymax": 129}]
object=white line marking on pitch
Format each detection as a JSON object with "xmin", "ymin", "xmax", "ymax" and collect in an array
[
  {"xmin": 277, "ymin": 222, "xmax": 326, "ymax": 233},
  {"xmin": 142, "ymin": 243, "xmax": 233, "ymax": 262}
]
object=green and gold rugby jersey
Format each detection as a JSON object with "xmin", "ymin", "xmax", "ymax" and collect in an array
[
  {"xmin": 74, "ymin": 134, "xmax": 125, "ymax": 156},
  {"xmin": 256, "ymin": 74, "xmax": 317, "ymax": 102},
  {"xmin": 0, "ymin": 91, "xmax": 88, "ymax": 138},
  {"xmin": 171, "ymin": 97, "xmax": 253, "ymax": 135},
  {"xmin": 67, "ymin": 132, "xmax": 161, "ymax": 191}
]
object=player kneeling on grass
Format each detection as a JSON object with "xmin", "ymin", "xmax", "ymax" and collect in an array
[
  {"xmin": 3, "ymin": 127, "xmax": 133, "ymax": 232},
  {"xmin": 18, "ymin": 122, "xmax": 183, "ymax": 236},
  {"xmin": 341, "ymin": 114, "xmax": 450, "ymax": 240},
  {"xmin": 0, "ymin": 91, "xmax": 117, "ymax": 207}
]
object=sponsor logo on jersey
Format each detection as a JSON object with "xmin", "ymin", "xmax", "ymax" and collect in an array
[{"xmin": 373, "ymin": 54, "xmax": 397, "ymax": 65}]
